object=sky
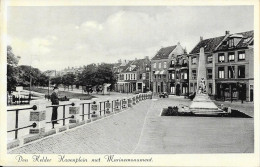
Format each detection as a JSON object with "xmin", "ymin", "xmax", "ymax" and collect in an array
[{"xmin": 7, "ymin": 6, "xmax": 254, "ymax": 71}]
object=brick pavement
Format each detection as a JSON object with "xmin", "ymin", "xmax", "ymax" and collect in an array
[{"xmin": 9, "ymin": 100, "xmax": 152, "ymax": 154}]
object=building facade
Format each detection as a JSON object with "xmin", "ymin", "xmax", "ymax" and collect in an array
[
  {"xmin": 189, "ymin": 30, "xmax": 254, "ymax": 102},
  {"xmin": 151, "ymin": 43, "xmax": 185, "ymax": 94},
  {"xmin": 214, "ymin": 30, "xmax": 254, "ymax": 102},
  {"xmin": 168, "ymin": 53, "xmax": 189, "ymax": 96}
]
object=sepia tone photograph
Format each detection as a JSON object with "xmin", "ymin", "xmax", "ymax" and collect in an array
[{"xmin": 1, "ymin": 0, "xmax": 259, "ymax": 166}]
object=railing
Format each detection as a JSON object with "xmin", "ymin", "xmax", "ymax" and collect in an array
[
  {"xmin": 46, "ymin": 103, "xmax": 75, "ymax": 127},
  {"xmin": 7, "ymin": 92, "xmax": 153, "ymax": 146},
  {"xmin": 7, "ymin": 105, "xmax": 37, "ymax": 139},
  {"xmin": 7, "ymin": 94, "xmax": 31, "ymax": 106}
]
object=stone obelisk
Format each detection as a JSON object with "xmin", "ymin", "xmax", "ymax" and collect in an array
[{"xmin": 189, "ymin": 47, "xmax": 223, "ymax": 115}]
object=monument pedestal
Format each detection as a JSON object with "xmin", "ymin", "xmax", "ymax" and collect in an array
[{"xmin": 189, "ymin": 94, "xmax": 224, "ymax": 115}]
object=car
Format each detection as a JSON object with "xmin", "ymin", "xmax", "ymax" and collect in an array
[{"xmin": 159, "ymin": 92, "xmax": 169, "ymax": 98}]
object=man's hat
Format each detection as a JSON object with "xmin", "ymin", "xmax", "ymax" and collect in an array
[{"xmin": 53, "ymin": 86, "xmax": 59, "ymax": 90}]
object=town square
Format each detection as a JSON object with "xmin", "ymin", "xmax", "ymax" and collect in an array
[{"xmin": 1, "ymin": 3, "xmax": 259, "ymax": 166}]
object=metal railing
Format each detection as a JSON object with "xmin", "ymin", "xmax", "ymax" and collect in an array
[
  {"xmin": 46, "ymin": 103, "xmax": 75, "ymax": 127},
  {"xmin": 7, "ymin": 105, "xmax": 38, "ymax": 139}
]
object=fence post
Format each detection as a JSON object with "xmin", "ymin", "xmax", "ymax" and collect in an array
[
  {"xmin": 29, "ymin": 100, "xmax": 47, "ymax": 135},
  {"xmin": 122, "ymin": 97, "xmax": 128, "ymax": 109},
  {"xmin": 90, "ymin": 101, "xmax": 99, "ymax": 121},
  {"xmin": 132, "ymin": 96, "xmax": 136, "ymax": 105},
  {"xmin": 69, "ymin": 99, "xmax": 80, "ymax": 124},
  {"xmin": 128, "ymin": 97, "xmax": 132, "ymax": 107}
]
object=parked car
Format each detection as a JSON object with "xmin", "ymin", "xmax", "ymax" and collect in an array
[{"xmin": 159, "ymin": 92, "xmax": 169, "ymax": 98}]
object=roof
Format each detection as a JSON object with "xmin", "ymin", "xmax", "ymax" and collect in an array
[
  {"xmin": 123, "ymin": 58, "xmax": 150, "ymax": 72},
  {"xmin": 152, "ymin": 45, "xmax": 177, "ymax": 60},
  {"xmin": 216, "ymin": 30, "xmax": 254, "ymax": 51},
  {"xmin": 189, "ymin": 36, "xmax": 225, "ymax": 54}
]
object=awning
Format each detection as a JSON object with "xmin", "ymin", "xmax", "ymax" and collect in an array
[
  {"xmin": 154, "ymin": 71, "xmax": 160, "ymax": 75},
  {"xmin": 159, "ymin": 70, "xmax": 167, "ymax": 75}
]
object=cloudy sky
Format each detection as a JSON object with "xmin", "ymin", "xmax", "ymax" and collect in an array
[{"xmin": 7, "ymin": 6, "xmax": 253, "ymax": 71}]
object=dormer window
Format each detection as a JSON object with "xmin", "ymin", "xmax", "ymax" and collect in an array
[
  {"xmin": 243, "ymin": 37, "xmax": 252, "ymax": 43},
  {"xmin": 129, "ymin": 67, "xmax": 132, "ymax": 71},
  {"xmin": 229, "ymin": 39, "xmax": 234, "ymax": 47}
]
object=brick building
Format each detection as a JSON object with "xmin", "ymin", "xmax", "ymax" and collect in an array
[
  {"xmin": 189, "ymin": 35, "xmax": 225, "ymax": 96},
  {"xmin": 214, "ymin": 30, "xmax": 254, "ymax": 102},
  {"xmin": 151, "ymin": 43, "xmax": 185, "ymax": 94},
  {"xmin": 189, "ymin": 30, "xmax": 254, "ymax": 102},
  {"xmin": 168, "ymin": 53, "xmax": 189, "ymax": 95}
]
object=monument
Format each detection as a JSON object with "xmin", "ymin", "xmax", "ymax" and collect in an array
[{"xmin": 189, "ymin": 47, "xmax": 225, "ymax": 115}]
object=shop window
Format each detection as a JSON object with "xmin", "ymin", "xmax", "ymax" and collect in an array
[
  {"xmin": 228, "ymin": 52, "xmax": 235, "ymax": 62},
  {"xmin": 218, "ymin": 53, "xmax": 225, "ymax": 62},
  {"xmin": 238, "ymin": 51, "xmax": 245, "ymax": 61},
  {"xmin": 218, "ymin": 67, "xmax": 225, "ymax": 78},
  {"xmin": 208, "ymin": 83, "xmax": 212, "ymax": 95},
  {"xmin": 238, "ymin": 66, "xmax": 245, "ymax": 78},
  {"xmin": 228, "ymin": 66, "xmax": 235, "ymax": 78},
  {"xmin": 207, "ymin": 69, "xmax": 212, "ymax": 79}
]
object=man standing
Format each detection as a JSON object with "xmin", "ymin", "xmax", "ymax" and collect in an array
[{"xmin": 51, "ymin": 86, "xmax": 59, "ymax": 128}]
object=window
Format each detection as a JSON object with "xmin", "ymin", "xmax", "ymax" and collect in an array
[
  {"xmin": 218, "ymin": 67, "xmax": 225, "ymax": 78},
  {"xmin": 218, "ymin": 53, "xmax": 225, "ymax": 62},
  {"xmin": 126, "ymin": 74, "xmax": 128, "ymax": 80},
  {"xmin": 143, "ymin": 73, "xmax": 146, "ymax": 80},
  {"xmin": 171, "ymin": 60, "xmax": 175, "ymax": 65},
  {"xmin": 146, "ymin": 67, "xmax": 150, "ymax": 71},
  {"xmin": 159, "ymin": 63, "xmax": 161, "ymax": 69},
  {"xmin": 208, "ymin": 83, "xmax": 212, "ymax": 95},
  {"xmin": 228, "ymin": 66, "xmax": 235, "ymax": 78},
  {"xmin": 238, "ymin": 51, "xmax": 245, "ymax": 60},
  {"xmin": 207, "ymin": 55, "xmax": 213, "ymax": 63},
  {"xmin": 207, "ymin": 69, "xmax": 212, "ymax": 79},
  {"xmin": 238, "ymin": 66, "xmax": 245, "ymax": 78},
  {"xmin": 139, "ymin": 74, "xmax": 142, "ymax": 79},
  {"xmin": 228, "ymin": 52, "xmax": 235, "ymax": 62},
  {"xmin": 176, "ymin": 70, "xmax": 180, "ymax": 79},
  {"xmin": 229, "ymin": 39, "xmax": 234, "ymax": 47},
  {"xmin": 192, "ymin": 57, "xmax": 197, "ymax": 64},
  {"xmin": 164, "ymin": 62, "xmax": 167, "ymax": 68},
  {"xmin": 190, "ymin": 83, "xmax": 193, "ymax": 92},
  {"xmin": 192, "ymin": 70, "xmax": 197, "ymax": 79},
  {"xmin": 181, "ymin": 72, "xmax": 188, "ymax": 79},
  {"xmin": 153, "ymin": 63, "xmax": 156, "ymax": 68},
  {"xmin": 131, "ymin": 74, "xmax": 133, "ymax": 80},
  {"xmin": 133, "ymin": 74, "xmax": 136, "ymax": 80},
  {"xmin": 146, "ymin": 72, "xmax": 149, "ymax": 79}
]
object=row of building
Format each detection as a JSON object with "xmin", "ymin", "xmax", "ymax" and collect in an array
[{"xmin": 113, "ymin": 30, "xmax": 254, "ymax": 102}]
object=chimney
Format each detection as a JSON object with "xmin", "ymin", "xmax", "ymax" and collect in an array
[
  {"xmin": 225, "ymin": 31, "xmax": 230, "ymax": 35},
  {"xmin": 200, "ymin": 36, "xmax": 203, "ymax": 41},
  {"xmin": 118, "ymin": 59, "xmax": 122, "ymax": 63}
]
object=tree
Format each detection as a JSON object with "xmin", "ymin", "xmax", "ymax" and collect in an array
[
  {"xmin": 62, "ymin": 73, "xmax": 76, "ymax": 91},
  {"xmin": 7, "ymin": 46, "xmax": 20, "ymax": 93},
  {"xmin": 50, "ymin": 76, "xmax": 62, "ymax": 87}
]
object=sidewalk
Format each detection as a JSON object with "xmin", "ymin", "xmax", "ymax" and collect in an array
[{"xmin": 9, "ymin": 100, "xmax": 152, "ymax": 154}]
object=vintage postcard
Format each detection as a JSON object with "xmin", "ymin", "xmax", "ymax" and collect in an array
[{"xmin": 0, "ymin": 0, "xmax": 259, "ymax": 166}]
